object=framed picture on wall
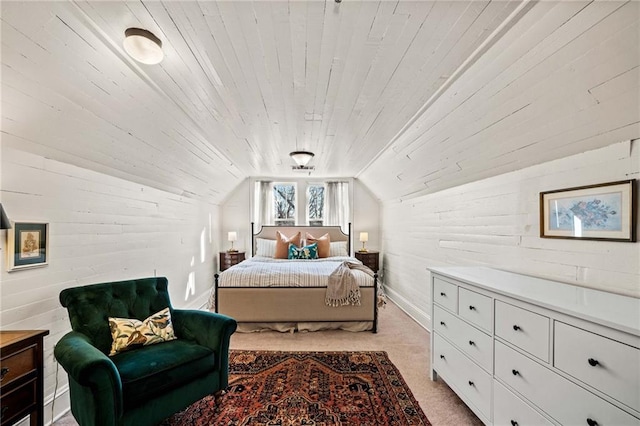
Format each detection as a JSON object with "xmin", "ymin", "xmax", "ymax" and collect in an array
[
  {"xmin": 7, "ymin": 221, "xmax": 49, "ymax": 271},
  {"xmin": 539, "ymin": 179, "xmax": 637, "ymax": 242}
]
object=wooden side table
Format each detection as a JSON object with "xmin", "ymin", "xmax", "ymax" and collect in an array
[
  {"xmin": 0, "ymin": 330, "xmax": 49, "ymax": 426},
  {"xmin": 355, "ymin": 251, "xmax": 379, "ymax": 273},
  {"xmin": 219, "ymin": 251, "xmax": 245, "ymax": 271}
]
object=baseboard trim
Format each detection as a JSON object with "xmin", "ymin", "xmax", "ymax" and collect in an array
[
  {"xmin": 43, "ymin": 383, "xmax": 70, "ymax": 426},
  {"xmin": 384, "ymin": 286, "xmax": 431, "ymax": 332},
  {"xmin": 49, "ymin": 407, "xmax": 72, "ymax": 426}
]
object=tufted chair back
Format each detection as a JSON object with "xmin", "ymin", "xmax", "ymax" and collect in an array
[{"xmin": 59, "ymin": 277, "xmax": 173, "ymax": 355}]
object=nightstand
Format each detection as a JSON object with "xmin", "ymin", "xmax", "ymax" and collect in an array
[
  {"xmin": 0, "ymin": 330, "xmax": 49, "ymax": 426},
  {"xmin": 219, "ymin": 251, "xmax": 245, "ymax": 271},
  {"xmin": 354, "ymin": 251, "xmax": 379, "ymax": 273}
]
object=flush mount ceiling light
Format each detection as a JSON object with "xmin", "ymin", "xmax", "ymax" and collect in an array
[
  {"xmin": 123, "ymin": 28, "xmax": 164, "ymax": 65},
  {"xmin": 289, "ymin": 151, "xmax": 315, "ymax": 170}
]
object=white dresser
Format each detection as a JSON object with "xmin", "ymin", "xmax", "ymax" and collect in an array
[{"xmin": 429, "ymin": 266, "xmax": 640, "ymax": 426}]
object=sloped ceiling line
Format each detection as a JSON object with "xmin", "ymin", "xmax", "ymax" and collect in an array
[{"xmin": 356, "ymin": 0, "xmax": 536, "ymax": 180}]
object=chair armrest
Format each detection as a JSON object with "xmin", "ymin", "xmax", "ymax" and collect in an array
[
  {"xmin": 54, "ymin": 331, "xmax": 123, "ymax": 423},
  {"xmin": 172, "ymin": 310, "xmax": 237, "ymax": 384}
]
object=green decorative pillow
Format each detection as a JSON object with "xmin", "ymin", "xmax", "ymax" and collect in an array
[
  {"xmin": 108, "ymin": 307, "xmax": 177, "ymax": 356},
  {"xmin": 288, "ymin": 242, "xmax": 318, "ymax": 260}
]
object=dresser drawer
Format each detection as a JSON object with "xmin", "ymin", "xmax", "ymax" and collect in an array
[
  {"xmin": 458, "ymin": 288, "xmax": 492, "ymax": 332},
  {"xmin": 219, "ymin": 252, "xmax": 245, "ymax": 271},
  {"xmin": 554, "ymin": 322, "xmax": 640, "ymax": 412},
  {"xmin": 433, "ymin": 305, "xmax": 493, "ymax": 371},
  {"xmin": 0, "ymin": 378, "xmax": 36, "ymax": 425},
  {"xmin": 493, "ymin": 379, "xmax": 553, "ymax": 426},
  {"xmin": 495, "ymin": 341, "xmax": 640, "ymax": 426},
  {"xmin": 433, "ymin": 277, "xmax": 457, "ymax": 313},
  {"xmin": 433, "ymin": 333, "xmax": 492, "ymax": 420},
  {"xmin": 354, "ymin": 251, "xmax": 379, "ymax": 272},
  {"xmin": 495, "ymin": 301, "xmax": 550, "ymax": 362},
  {"xmin": 0, "ymin": 344, "xmax": 36, "ymax": 387}
]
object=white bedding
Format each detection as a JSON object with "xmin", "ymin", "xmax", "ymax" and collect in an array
[{"xmin": 216, "ymin": 255, "xmax": 374, "ymax": 288}]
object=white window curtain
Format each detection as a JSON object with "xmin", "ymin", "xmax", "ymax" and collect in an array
[
  {"xmin": 254, "ymin": 181, "xmax": 274, "ymax": 229},
  {"xmin": 323, "ymin": 181, "xmax": 349, "ymax": 232}
]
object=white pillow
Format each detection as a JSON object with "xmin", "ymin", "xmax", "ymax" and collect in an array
[
  {"xmin": 255, "ymin": 238, "xmax": 276, "ymax": 257},
  {"xmin": 329, "ymin": 241, "xmax": 349, "ymax": 257}
]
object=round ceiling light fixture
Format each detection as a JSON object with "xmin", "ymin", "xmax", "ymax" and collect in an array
[
  {"xmin": 289, "ymin": 151, "xmax": 315, "ymax": 167},
  {"xmin": 123, "ymin": 28, "xmax": 164, "ymax": 65}
]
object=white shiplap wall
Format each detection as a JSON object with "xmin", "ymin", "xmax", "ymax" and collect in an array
[
  {"xmin": 0, "ymin": 147, "xmax": 221, "ymax": 424},
  {"xmin": 220, "ymin": 178, "xmax": 252, "ymax": 256},
  {"xmin": 382, "ymin": 140, "xmax": 639, "ymax": 330}
]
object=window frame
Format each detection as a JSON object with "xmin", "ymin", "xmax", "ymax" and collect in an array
[
  {"xmin": 306, "ymin": 182, "xmax": 325, "ymax": 226},
  {"xmin": 272, "ymin": 181, "xmax": 297, "ymax": 226},
  {"xmin": 252, "ymin": 178, "xmax": 352, "ymax": 229}
]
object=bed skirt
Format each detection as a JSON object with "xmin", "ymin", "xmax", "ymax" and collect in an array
[{"xmin": 213, "ymin": 285, "xmax": 378, "ymax": 333}]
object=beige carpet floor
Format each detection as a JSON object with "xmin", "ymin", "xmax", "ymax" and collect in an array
[{"xmin": 54, "ymin": 300, "xmax": 482, "ymax": 425}]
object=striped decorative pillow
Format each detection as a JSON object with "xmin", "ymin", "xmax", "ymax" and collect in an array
[
  {"xmin": 329, "ymin": 241, "xmax": 349, "ymax": 257},
  {"xmin": 255, "ymin": 238, "xmax": 276, "ymax": 257}
]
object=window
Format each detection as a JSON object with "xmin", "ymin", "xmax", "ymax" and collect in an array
[
  {"xmin": 307, "ymin": 184, "xmax": 325, "ymax": 226},
  {"xmin": 254, "ymin": 180, "xmax": 348, "ymax": 228},
  {"xmin": 273, "ymin": 183, "xmax": 296, "ymax": 226}
]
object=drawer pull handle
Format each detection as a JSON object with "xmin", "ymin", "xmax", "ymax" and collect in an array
[
  {"xmin": 440, "ymin": 292, "xmax": 446, "ymax": 296},
  {"xmin": 510, "ymin": 421, "xmax": 518, "ymax": 426},
  {"xmin": 513, "ymin": 325, "xmax": 521, "ymax": 331},
  {"xmin": 588, "ymin": 358, "xmax": 600, "ymax": 367},
  {"xmin": 512, "ymin": 369, "xmax": 520, "ymax": 376},
  {"xmin": 1, "ymin": 406, "xmax": 7, "ymax": 420},
  {"xmin": 587, "ymin": 418, "xmax": 598, "ymax": 426},
  {"xmin": 468, "ymin": 340, "xmax": 475, "ymax": 346},
  {"xmin": 469, "ymin": 305, "xmax": 476, "ymax": 310},
  {"xmin": 468, "ymin": 380, "xmax": 474, "ymax": 386},
  {"xmin": 440, "ymin": 355, "xmax": 445, "ymax": 359},
  {"xmin": 440, "ymin": 321, "xmax": 446, "ymax": 326},
  {"xmin": 0, "ymin": 367, "xmax": 8, "ymax": 380}
]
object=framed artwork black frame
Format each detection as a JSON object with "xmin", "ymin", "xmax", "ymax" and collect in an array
[{"xmin": 7, "ymin": 221, "xmax": 49, "ymax": 271}]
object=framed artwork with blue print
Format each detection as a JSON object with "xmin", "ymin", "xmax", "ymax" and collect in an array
[
  {"xmin": 539, "ymin": 179, "xmax": 636, "ymax": 242},
  {"xmin": 7, "ymin": 221, "xmax": 49, "ymax": 271}
]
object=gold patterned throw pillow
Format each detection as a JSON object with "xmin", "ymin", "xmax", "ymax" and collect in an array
[{"xmin": 108, "ymin": 307, "xmax": 177, "ymax": 356}]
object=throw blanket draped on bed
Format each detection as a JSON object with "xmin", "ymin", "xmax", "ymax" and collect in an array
[{"xmin": 326, "ymin": 261, "xmax": 375, "ymax": 307}]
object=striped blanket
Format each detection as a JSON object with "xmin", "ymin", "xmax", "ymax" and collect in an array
[{"xmin": 210, "ymin": 256, "xmax": 374, "ymax": 309}]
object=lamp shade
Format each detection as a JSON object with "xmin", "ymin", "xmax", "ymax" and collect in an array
[
  {"xmin": 0, "ymin": 203, "xmax": 11, "ymax": 229},
  {"xmin": 123, "ymin": 28, "xmax": 164, "ymax": 65},
  {"xmin": 289, "ymin": 151, "xmax": 314, "ymax": 167},
  {"xmin": 359, "ymin": 232, "xmax": 369, "ymax": 242},
  {"xmin": 227, "ymin": 231, "xmax": 238, "ymax": 242}
]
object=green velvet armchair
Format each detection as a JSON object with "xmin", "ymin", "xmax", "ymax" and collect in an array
[{"xmin": 54, "ymin": 277, "xmax": 237, "ymax": 426}]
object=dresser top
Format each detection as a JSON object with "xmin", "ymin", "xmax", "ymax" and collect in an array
[
  {"xmin": 429, "ymin": 266, "xmax": 640, "ymax": 337},
  {"xmin": 0, "ymin": 330, "xmax": 49, "ymax": 348}
]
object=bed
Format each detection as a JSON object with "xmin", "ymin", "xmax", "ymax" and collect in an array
[{"xmin": 209, "ymin": 224, "xmax": 379, "ymax": 333}]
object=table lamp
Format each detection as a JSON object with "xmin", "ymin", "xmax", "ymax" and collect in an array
[
  {"xmin": 227, "ymin": 231, "xmax": 238, "ymax": 252},
  {"xmin": 359, "ymin": 232, "xmax": 369, "ymax": 252}
]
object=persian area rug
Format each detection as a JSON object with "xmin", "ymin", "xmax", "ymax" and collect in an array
[{"xmin": 162, "ymin": 350, "xmax": 431, "ymax": 425}]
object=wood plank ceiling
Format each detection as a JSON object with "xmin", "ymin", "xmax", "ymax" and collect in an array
[{"xmin": 1, "ymin": 1, "xmax": 638, "ymax": 203}]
